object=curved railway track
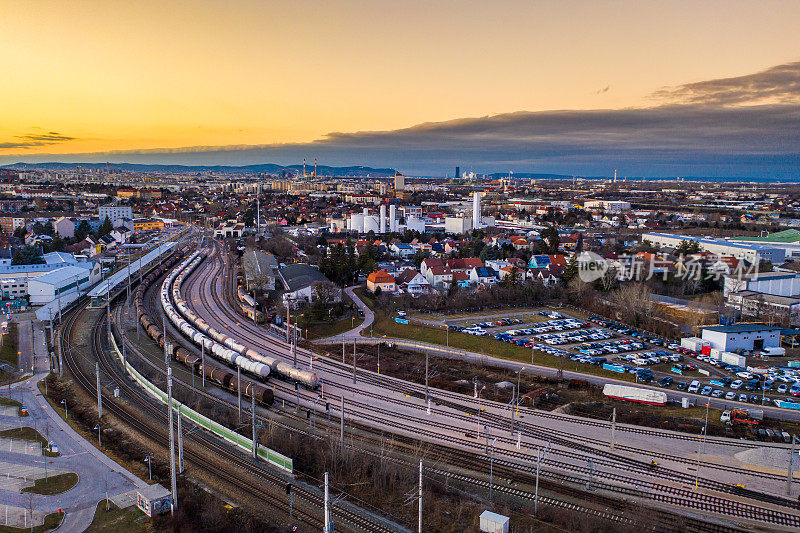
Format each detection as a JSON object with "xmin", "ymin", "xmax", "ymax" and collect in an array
[
  {"xmin": 188, "ymin": 247, "xmax": 799, "ymax": 492},
  {"xmin": 61, "ymin": 285, "xmax": 399, "ymax": 532},
  {"xmin": 174, "ymin": 244, "xmax": 800, "ymax": 529}
]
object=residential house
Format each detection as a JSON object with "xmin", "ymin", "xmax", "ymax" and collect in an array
[
  {"xmin": 426, "ymin": 265, "xmax": 453, "ymax": 289},
  {"xmin": 447, "ymin": 257, "xmax": 483, "ymax": 274},
  {"xmin": 366, "ymin": 270, "xmax": 396, "ymax": 293},
  {"xmin": 470, "ymin": 266, "xmax": 498, "ymax": 286},
  {"xmin": 390, "ymin": 243, "xmax": 415, "ymax": 259},
  {"xmin": 395, "ymin": 268, "xmax": 431, "ymax": 296},
  {"xmin": 420, "ymin": 257, "xmax": 444, "ymax": 279}
]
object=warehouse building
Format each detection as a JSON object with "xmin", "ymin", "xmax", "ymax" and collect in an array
[
  {"xmin": 730, "ymin": 229, "xmax": 800, "ymax": 260},
  {"xmin": 700, "ymin": 324, "xmax": 781, "ymax": 352},
  {"xmin": 641, "ymin": 233, "xmax": 785, "ymax": 265},
  {"xmin": 27, "ymin": 263, "xmax": 100, "ymax": 305},
  {"xmin": 724, "ymin": 271, "xmax": 800, "ymax": 298}
]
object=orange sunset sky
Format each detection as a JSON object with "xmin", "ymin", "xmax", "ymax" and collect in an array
[{"xmin": 1, "ymin": 0, "xmax": 799, "ymax": 173}]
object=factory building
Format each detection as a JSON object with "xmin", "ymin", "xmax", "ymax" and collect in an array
[{"xmin": 641, "ymin": 233, "xmax": 785, "ymax": 265}]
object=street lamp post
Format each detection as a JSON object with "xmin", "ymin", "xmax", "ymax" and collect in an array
[
  {"xmin": 61, "ymin": 399, "xmax": 67, "ymax": 420},
  {"xmin": 145, "ymin": 454, "xmax": 152, "ymax": 480},
  {"xmin": 94, "ymin": 424, "xmax": 101, "ymax": 447}
]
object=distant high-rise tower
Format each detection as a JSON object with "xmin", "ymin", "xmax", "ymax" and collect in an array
[
  {"xmin": 472, "ymin": 191, "xmax": 481, "ymax": 229},
  {"xmin": 314, "ymin": 157, "xmax": 317, "ymax": 178},
  {"xmin": 379, "ymin": 204, "xmax": 386, "ymax": 233},
  {"xmin": 303, "ymin": 158, "xmax": 306, "ymax": 178},
  {"xmin": 613, "ymin": 168, "xmax": 617, "ymax": 182},
  {"xmin": 455, "ymin": 166, "xmax": 460, "ymax": 180},
  {"xmin": 394, "ymin": 172, "xmax": 405, "ymax": 191}
]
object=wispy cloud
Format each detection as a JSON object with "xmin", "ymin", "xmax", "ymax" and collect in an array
[
  {"xmin": 652, "ymin": 60, "xmax": 800, "ymax": 105},
  {"xmin": 1, "ymin": 131, "xmax": 77, "ymax": 150}
]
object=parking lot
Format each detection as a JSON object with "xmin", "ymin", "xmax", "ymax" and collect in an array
[{"xmin": 435, "ymin": 306, "xmax": 800, "ymax": 412}]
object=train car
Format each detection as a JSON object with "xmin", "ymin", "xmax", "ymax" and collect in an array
[
  {"xmin": 276, "ymin": 362, "xmax": 320, "ymax": 389},
  {"xmin": 244, "ymin": 382, "xmax": 274, "ymax": 406},
  {"xmin": 204, "ymin": 365, "xmax": 234, "ymax": 388},
  {"xmin": 602, "ymin": 384, "xmax": 667, "ymax": 406},
  {"xmin": 146, "ymin": 324, "xmax": 161, "ymax": 339}
]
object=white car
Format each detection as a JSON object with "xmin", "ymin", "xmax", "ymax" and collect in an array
[
  {"xmin": 731, "ymin": 380, "xmax": 743, "ymax": 390},
  {"xmin": 736, "ymin": 371, "xmax": 753, "ymax": 380},
  {"xmin": 725, "ymin": 391, "xmax": 736, "ymax": 400}
]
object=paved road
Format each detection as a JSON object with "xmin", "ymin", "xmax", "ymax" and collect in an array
[
  {"xmin": 16, "ymin": 319, "xmax": 33, "ymax": 374},
  {"xmin": 0, "ymin": 370, "xmax": 145, "ymax": 532},
  {"xmin": 315, "ymin": 286, "xmax": 374, "ymax": 343}
]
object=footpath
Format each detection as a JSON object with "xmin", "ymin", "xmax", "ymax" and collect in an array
[{"xmin": 0, "ymin": 319, "xmax": 147, "ymax": 533}]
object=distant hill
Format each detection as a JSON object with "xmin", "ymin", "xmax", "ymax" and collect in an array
[{"xmin": 0, "ymin": 162, "xmax": 399, "ymax": 178}]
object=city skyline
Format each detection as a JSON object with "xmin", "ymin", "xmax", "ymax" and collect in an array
[{"xmin": 2, "ymin": 1, "xmax": 799, "ymax": 177}]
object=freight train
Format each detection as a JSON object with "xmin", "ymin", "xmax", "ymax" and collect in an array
[
  {"xmin": 167, "ymin": 252, "xmax": 320, "ymax": 389},
  {"xmin": 161, "ymin": 253, "xmax": 272, "ymax": 378},
  {"xmin": 135, "ymin": 251, "xmax": 274, "ymax": 406}
]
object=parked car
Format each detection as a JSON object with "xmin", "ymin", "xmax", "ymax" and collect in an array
[{"xmin": 700, "ymin": 386, "xmax": 713, "ymax": 395}]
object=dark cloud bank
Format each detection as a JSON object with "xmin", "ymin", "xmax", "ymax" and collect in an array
[{"xmin": 4, "ymin": 61, "xmax": 799, "ymax": 179}]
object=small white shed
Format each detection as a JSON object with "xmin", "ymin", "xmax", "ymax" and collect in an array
[{"xmin": 479, "ymin": 510, "xmax": 509, "ymax": 533}]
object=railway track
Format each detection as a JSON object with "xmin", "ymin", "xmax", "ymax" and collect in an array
[
  {"xmin": 61, "ymin": 285, "xmax": 400, "ymax": 532},
  {"xmin": 188, "ymin": 248, "xmax": 798, "ymax": 494},
  {"xmin": 124, "ymin": 295, "xmax": 739, "ymax": 533},
  {"xmin": 177, "ymin": 244, "xmax": 800, "ymax": 529}
]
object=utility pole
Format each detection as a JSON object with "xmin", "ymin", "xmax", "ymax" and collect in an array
[
  {"xmin": 285, "ymin": 305, "xmax": 290, "ymax": 342},
  {"xmin": 610, "ymin": 408, "xmax": 617, "ymax": 450},
  {"xmin": 352, "ymin": 342, "xmax": 357, "ymax": 384},
  {"xmin": 342, "ymin": 338, "xmax": 345, "ymax": 363},
  {"xmin": 488, "ymin": 437, "xmax": 497, "ymax": 501},
  {"xmin": 535, "ymin": 442, "xmax": 550, "ymax": 514},
  {"xmin": 324, "ymin": 472, "xmax": 330, "ymax": 533},
  {"xmin": 788, "ymin": 436, "xmax": 797, "ymax": 496},
  {"xmin": 425, "ymin": 352, "xmax": 429, "ymax": 400},
  {"xmin": 292, "ymin": 321, "xmax": 297, "ymax": 368},
  {"xmin": 96, "ymin": 362, "xmax": 102, "ymax": 418},
  {"xmin": 167, "ymin": 365, "xmax": 178, "ymax": 508},
  {"xmin": 251, "ymin": 395, "xmax": 257, "ymax": 459},
  {"xmin": 418, "ymin": 460, "xmax": 423, "ymax": 533},
  {"xmin": 237, "ymin": 367, "xmax": 242, "ymax": 424},
  {"xmin": 177, "ymin": 404, "xmax": 184, "ymax": 474},
  {"xmin": 340, "ymin": 396, "xmax": 345, "ymax": 454},
  {"xmin": 201, "ymin": 342, "xmax": 205, "ymax": 388}
]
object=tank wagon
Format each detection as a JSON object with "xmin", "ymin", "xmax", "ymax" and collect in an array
[
  {"xmin": 134, "ymin": 251, "xmax": 273, "ymax": 406},
  {"xmin": 161, "ymin": 253, "xmax": 271, "ymax": 379},
  {"xmin": 168, "ymin": 253, "xmax": 320, "ymax": 389}
]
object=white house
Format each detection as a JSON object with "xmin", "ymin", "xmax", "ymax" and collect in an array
[{"xmin": 469, "ymin": 267, "xmax": 498, "ymax": 286}]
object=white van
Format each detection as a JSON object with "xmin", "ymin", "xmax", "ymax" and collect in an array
[{"xmin": 688, "ymin": 380, "xmax": 701, "ymax": 393}]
